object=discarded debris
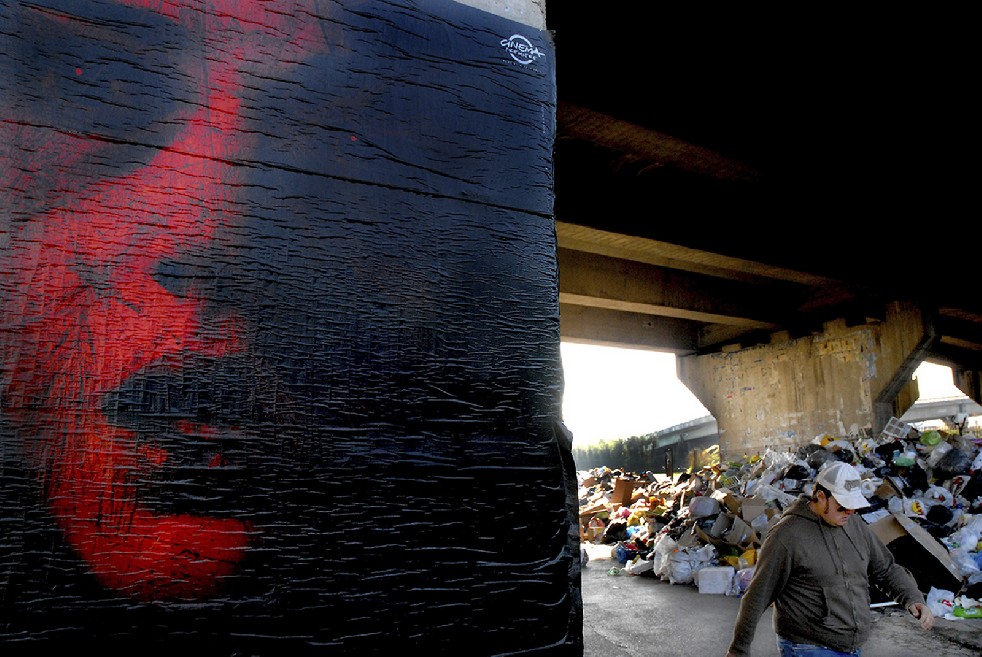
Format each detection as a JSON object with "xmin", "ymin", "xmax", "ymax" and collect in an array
[{"xmin": 579, "ymin": 418, "xmax": 982, "ymax": 605}]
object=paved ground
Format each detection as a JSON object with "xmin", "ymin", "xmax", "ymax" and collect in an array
[{"xmin": 580, "ymin": 543, "xmax": 982, "ymax": 657}]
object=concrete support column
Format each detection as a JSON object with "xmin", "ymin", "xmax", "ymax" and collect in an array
[
  {"xmin": 953, "ymin": 367, "xmax": 982, "ymax": 405},
  {"xmin": 677, "ymin": 301, "xmax": 935, "ymax": 459}
]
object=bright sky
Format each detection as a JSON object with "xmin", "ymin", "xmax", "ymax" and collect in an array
[
  {"xmin": 559, "ymin": 342, "xmax": 709, "ymax": 447},
  {"xmin": 559, "ymin": 343, "xmax": 966, "ymax": 448},
  {"xmin": 912, "ymin": 361, "xmax": 967, "ymax": 399}
]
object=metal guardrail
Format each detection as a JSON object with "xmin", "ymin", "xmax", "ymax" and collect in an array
[{"xmin": 649, "ymin": 398, "xmax": 982, "ymax": 447}]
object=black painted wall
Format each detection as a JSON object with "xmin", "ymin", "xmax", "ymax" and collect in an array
[{"xmin": 0, "ymin": 1, "xmax": 578, "ymax": 653}]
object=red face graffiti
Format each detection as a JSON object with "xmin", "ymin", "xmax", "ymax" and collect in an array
[{"xmin": 0, "ymin": 0, "xmax": 329, "ymax": 602}]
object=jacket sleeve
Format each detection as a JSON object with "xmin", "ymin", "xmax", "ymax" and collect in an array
[
  {"xmin": 727, "ymin": 531, "xmax": 792, "ymax": 657},
  {"xmin": 864, "ymin": 523, "xmax": 925, "ymax": 609}
]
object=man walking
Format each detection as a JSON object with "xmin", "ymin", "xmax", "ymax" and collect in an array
[{"xmin": 726, "ymin": 461, "xmax": 934, "ymax": 656}]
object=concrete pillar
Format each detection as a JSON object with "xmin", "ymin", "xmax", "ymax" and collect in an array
[
  {"xmin": 953, "ymin": 367, "xmax": 982, "ymax": 405},
  {"xmin": 678, "ymin": 301, "xmax": 936, "ymax": 459}
]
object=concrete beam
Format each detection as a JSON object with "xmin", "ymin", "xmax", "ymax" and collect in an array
[
  {"xmin": 557, "ymin": 103, "xmax": 760, "ymax": 183},
  {"xmin": 559, "ymin": 303, "xmax": 698, "ymax": 353},
  {"xmin": 558, "ymin": 248, "xmax": 786, "ymax": 329},
  {"xmin": 556, "ymin": 221, "xmax": 838, "ymax": 287}
]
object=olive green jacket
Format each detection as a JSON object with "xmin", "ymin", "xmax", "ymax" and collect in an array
[{"xmin": 727, "ymin": 497, "xmax": 925, "ymax": 656}]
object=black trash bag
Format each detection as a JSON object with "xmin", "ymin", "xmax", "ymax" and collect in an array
[
  {"xmin": 921, "ymin": 504, "xmax": 956, "ymax": 540},
  {"xmin": 832, "ymin": 448, "xmax": 855, "ymax": 464},
  {"xmin": 872, "ymin": 465, "xmax": 893, "ymax": 480},
  {"xmin": 602, "ymin": 519, "xmax": 629, "ymax": 544},
  {"xmin": 797, "ymin": 443, "xmax": 824, "ymax": 460},
  {"xmin": 861, "ymin": 496, "xmax": 887, "ymax": 514},
  {"xmin": 919, "ymin": 519, "xmax": 954, "ymax": 541},
  {"xmin": 875, "ymin": 440, "xmax": 904, "ymax": 461},
  {"xmin": 963, "ymin": 580, "xmax": 982, "ymax": 600},
  {"xmin": 926, "ymin": 503, "xmax": 954, "ymax": 526},
  {"xmin": 860, "ymin": 454, "xmax": 883, "ymax": 470},
  {"xmin": 783, "ymin": 464, "xmax": 811, "ymax": 481},
  {"xmin": 933, "ymin": 448, "xmax": 974, "ymax": 482},
  {"xmin": 807, "ymin": 448, "xmax": 838, "ymax": 470},
  {"xmin": 959, "ymin": 470, "xmax": 982, "ymax": 502},
  {"xmin": 905, "ymin": 464, "xmax": 930, "ymax": 495}
]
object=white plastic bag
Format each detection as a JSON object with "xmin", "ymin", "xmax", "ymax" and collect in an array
[
  {"xmin": 651, "ymin": 534, "xmax": 678, "ymax": 580},
  {"xmin": 624, "ymin": 556, "xmax": 654, "ymax": 575},
  {"xmin": 761, "ymin": 448, "xmax": 799, "ymax": 472},
  {"xmin": 926, "ymin": 586, "xmax": 956, "ymax": 617},
  {"xmin": 924, "ymin": 484, "xmax": 955, "ymax": 507},
  {"xmin": 753, "ymin": 482, "xmax": 798, "ymax": 508},
  {"xmin": 667, "ymin": 544, "xmax": 715, "ymax": 585},
  {"xmin": 943, "ymin": 519, "xmax": 981, "ymax": 552},
  {"xmin": 948, "ymin": 547, "xmax": 981, "ymax": 578},
  {"xmin": 926, "ymin": 441, "xmax": 953, "ymax": 468},
  {"xmin": 666, "ymin": 549, "xmax": 696, "ymax": 585}
]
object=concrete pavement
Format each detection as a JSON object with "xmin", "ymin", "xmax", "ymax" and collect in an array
[{"xmin": 580, "ymin": 543, "xmax": 982, "ymax": 657}]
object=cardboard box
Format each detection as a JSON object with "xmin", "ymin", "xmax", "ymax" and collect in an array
[
  {"xmin": 873, "ymin": 477, "xmax": 904, "ymax": 501},
  {"xmin": 698, "ymin": 512, "xmax": 761, "ymax": 551},
  {"xmin": 610, "ymin": 477, "xmax": 636, "ymax": 508},
  {"xmin": 679, "ymin": 525, "xmax": 705, "ymax": 548},
  {"xmin": 740, "ymin": 497, "xmax": 769, "ymax": 523},
  {"xmin": 711, "ymin": 490, "xmax": 742, "ymax": 515},
  {"xmin": 709, "ymin": 512, "xmax": 732, "ymax": 538},
  {"xmin": 579, "ymin": 501, "xmax": 607, "ymax": 517},
  {"xmin": 869, "ymin": 512, "xmax": 962, "ymax": 593},
  {"xmin": 697, "ymin": 565, "xmax": 735, "ymax": 594},
  {"xmin": 711, "ymin": 512, "xmax": 758, "ymax": 545}
]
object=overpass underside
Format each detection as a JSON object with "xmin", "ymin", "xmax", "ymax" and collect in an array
[
  {"xmin": 547, "ymin": 3, "xmax": 982, "ymax": 461},
  {"xmin": 556, "ymin": 222, "xmax": 982, "ymax": 458}
]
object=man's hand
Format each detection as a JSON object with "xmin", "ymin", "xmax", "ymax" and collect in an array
[{"xmin": 908, "ymin": 602, "xmax": 935, "ymax": 630}]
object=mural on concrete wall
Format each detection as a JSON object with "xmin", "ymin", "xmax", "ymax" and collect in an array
[{"xmin": 0, "ymin": 0, "xmax": 574, "ymax": 652}]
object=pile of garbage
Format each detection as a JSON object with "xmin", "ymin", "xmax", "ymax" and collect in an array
[{"xmin": 577, "ymin": 417, "xmax": 982, "ymax": 619}]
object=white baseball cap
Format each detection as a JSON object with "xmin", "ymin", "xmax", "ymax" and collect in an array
[{"xmin": 815, "ymin": 462, "xmax": 870, "ymax": 510}]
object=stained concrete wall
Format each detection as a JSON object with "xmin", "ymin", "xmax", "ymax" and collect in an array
[{"xmin": 678, "ymin": 301, "xmax": 931, "ymax": 459}]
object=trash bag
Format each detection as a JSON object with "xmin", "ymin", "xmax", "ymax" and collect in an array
[
  {"xmin": 688, "ymin": 495, "xmax": 721, "ymax": 518},
  {"xmin": 806, "ymin": 447, "xmax": 837, "ymax": 470},
  {"xmin": 602, "ymin": 519, "xmax": 629, "ymax": 544},
  {"xmin": 728, "ymin": 566, "xmax": 755, "ymax": 597},
  {"xmin": 623, "ymin": 556, "xmax": 655, "ymax": 576},
  {"xmin": 797, "ymin": 443, "xmax": 824, "ymax": 460},
  {"xmin": 667, "ymin": 544, "xmax": 715, "ymax": 586},
  {"xmin": 875, "ymin": 440, "xmax": 904, "ymax": 461},
  {"xmin": 613, "ymin": 542, "xmax": 638, "ymax": 565},
  {"xmin": 783, "ymin": 464, "xmax": 810, "ymax": 481},
  {"xmin": 926, "ymin": 586, "xmax": 956, "ymax": 617},
  {"xmin": 651, "ymin": 535, "xmax": 678, "ymax": 580},
  {"xmin": 926, "ymin": 441, "xmax": 954, "ymax": 468},
  {"xmin": 959, "ymin": 470, "xmax": 982, "ymax": 502},
  {"xmin": 926, "ymin": 503, "xmax": 954, "ymax": 526},
  {"xmin": 904, "ymin": 464, "xmax": 930, "ymax": 494},
  {"xmin": 933, "ymin": 448, "xmax": 974, "ymax": 482},
  {"xmin": 964, "ymin": 580, "xmax": 982, "ymax": 600}
]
